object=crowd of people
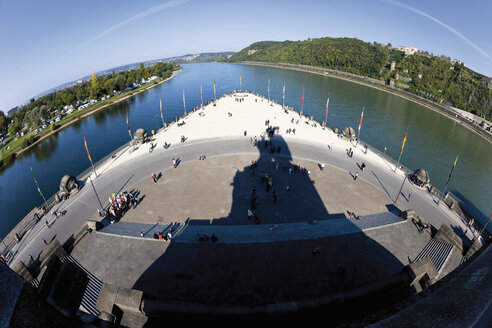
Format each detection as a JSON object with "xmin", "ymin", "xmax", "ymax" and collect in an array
[{"xmin": 106, "ymin": 191, "xmax": 136, "ymax": 223}]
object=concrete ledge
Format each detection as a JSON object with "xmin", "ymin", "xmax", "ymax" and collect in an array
[
  {"xmin": 370, "ymin": 245, "xmax": 492, "ymax": 328},
  {"xmin": 39, "ymin": 239, "xmax": 68, "ymax": 269},
  {"xmin": 96, "ymin": 282, "xmax": 145, "ymax": 327},
  {"xmin": 405, "ymin": 257, "xmax": 438, "ymax": 293},
  {"xmin": 13, "ymin": 261, "xmax": 34, "ymax": 283},
  {"xmin": 434, "ymin": 224, "xmax": 463, "ymax": 252}
]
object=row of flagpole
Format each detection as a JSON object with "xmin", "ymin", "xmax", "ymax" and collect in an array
[{"xmin": 27, "ymin": 76, "xmax": 464, "ymax": 223}]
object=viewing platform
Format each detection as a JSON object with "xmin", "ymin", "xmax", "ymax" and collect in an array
[{"xmin": 2, "ymin": 91, "xmax": 488, "ymax": 326}]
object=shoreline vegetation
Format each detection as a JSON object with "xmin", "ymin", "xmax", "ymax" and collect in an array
[
  {"xmin": 0, "ymin": 66, "xmax": 181, "ymax": 169},
  {"xmin": 227, "ymin": 37, "xmax": 492, "ymax": 142},
  {"xmin": 238, "ymin": 61, "xmax": 492, "ymax": 143}
]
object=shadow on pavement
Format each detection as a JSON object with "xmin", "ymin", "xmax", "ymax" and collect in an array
[{"xmin": 128, "ymin": 135, "xmax": 414, "ymax": 324}]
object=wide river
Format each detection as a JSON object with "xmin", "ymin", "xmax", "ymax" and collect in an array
[{"xmin": 1, "ymin": 63, "xmax": 491, "ymax": 238}]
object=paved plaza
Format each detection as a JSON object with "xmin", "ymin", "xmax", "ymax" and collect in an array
[{"xmin": 121, "ymin": 153, "xmax": 393, "ymax": 226}]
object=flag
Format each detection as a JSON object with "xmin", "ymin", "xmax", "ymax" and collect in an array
[
  {"xmin": 445, "ymin": 155, "xmax": 459, "ymax": 185},
  {"xmin": 183, "ymin": 89, "xmax": 186, "ymax": 109},
  {"xmin": 282, "ymin": 83, "xmax": 285, "ymax": 99},
  {"xmin": 358, "ymin": 107, "xmax": 364, "ymax": 135},
  {"xmin": 213, "ymin": 81, "xmax": 216, "ymax": 98},
  {"xmin": 160, "ymin": 97, "xmax": 163, "ymax": 121},
  {"xmin": 301, "ymin": 87, "xmax": 304, "ymax": 108},
  {"xmin": 126, "ymin": 111, "xmax": 132, "ymax": 138},
  {"xmin": 268, "ymin": 79, "xmax": 270, "ymax": 94},
  {"xmin": 29, "ymin": 162, "xmax": 45, "ymax": 199},
  {"xmin": 240, "ymin": 75, "xmax": 242, "ymax": 89},
  {"xmin": 84, "ymin": 135, "xmax": 92, "ymax": 162},
  {"xmin": 400, "ymin": 131, "xmax": 407, "ymax": 156},
  {"xmin": 200, "ymin": 84, "xmax": 203, "ymax": 103},
  {"xmin": 325, "ymin": 97, "xmax": 330, "ymax": 119}
]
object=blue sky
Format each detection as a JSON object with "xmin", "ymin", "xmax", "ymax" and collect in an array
[{"xmin": 0, "ymin": 0, "xmax": 491, "ymax": 112}]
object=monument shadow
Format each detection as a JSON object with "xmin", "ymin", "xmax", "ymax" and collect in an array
[{"xmin": 124, "ymin": 134, "xmax": 414, "ymax": 324}]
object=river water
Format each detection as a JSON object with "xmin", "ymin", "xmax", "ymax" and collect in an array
[{"xmin": 1, "ymin": 63, "xmax": 491, "ymax": 238}]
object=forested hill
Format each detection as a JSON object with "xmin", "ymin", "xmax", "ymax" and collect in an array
[{"xmin": 228, "ymin": 37, "xmax": 492, "ymax": 120}]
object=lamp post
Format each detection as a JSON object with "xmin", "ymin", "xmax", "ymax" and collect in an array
[{"xmin": 89, "ymin": 177, "xmax": 104, "ymax": 212}]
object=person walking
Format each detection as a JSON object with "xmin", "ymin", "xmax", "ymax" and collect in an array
[
  {"xmin": 172, "ymin": 158, "xmax": 176, "ymax": 168},
  {"xmin": 152, "ymin": 173, "xmax": 157, "ymax": 183},
  {"xmin": 248, "ymin": 208, "xmax": 253, "ymax": 221},
  {"xmin": 361, "ymin": 162, "xmax": 366, "ymax": 171},
  {"xmin": 354, "ymin": 172, "xmax": 359, "ymax": 181},
  {"xmin": 408, "ymin": 192, "xmax": 412, "ymax": 201}
]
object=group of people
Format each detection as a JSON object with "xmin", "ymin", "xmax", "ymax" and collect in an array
[
  {"xmin": 348, "ymin": 211, "xmax": 361, "ymax": 220},
  {"xmin": 153, "ymin": 230, "xmax": 173, "ymax": 240},
  {"xmin": 290, "ymin": 118, "xmax": 299, "ymax": 125},
  {"xmin": 107, "ymin": 191, "xmax": 136, "ymax": 223},
  {"xmin": 266, "ymin": 125, "xmax": 279, "ymax": 137},
  {"xmin": 288, "ymin": 164, "xmax": 310, "ymax": 176},
  {"xmin": 196, "ymin": 233, "xmax": 218, "ymax": 242},
  {"xmin": 235, "ymin": 97, "xmax": 245, "ymax": 102}
]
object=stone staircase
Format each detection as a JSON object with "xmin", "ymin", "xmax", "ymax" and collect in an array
[
  {"xmin": 413, "ymin": 238, "xmax": 453, "ymax": 273},
  {"xmin": 61, "ymin": 255, "xmax": 102, "ymax": 317}
]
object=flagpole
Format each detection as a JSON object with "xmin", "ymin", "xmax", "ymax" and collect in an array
[
  {"xmin": 356, "ymin": 107, "xmax": 364, "ymax": 147},
  {"xmin": 84, "ymin": 134, "xmax": 97, "ymax": 178},
  {"xmin": 213, "ymin": 81, "xmax": 216, "ymax": 102},
  {"xmin": 240, "ymin": 75, "xmax": 242, "ymax": 90},
  {"xmin": 160, "ymin": 97, "xmax": 165, "ymax": 128},
  {"xmin": 324, "ymin": 97, "xmax": 330, "ymax": 128},
  {"xmin": 183, "ymin": 89, "xmax": 186, "ymax": 115},
  {"xmin": 268, "ymin": 79, "xmax": 270, "ymax": 102},
  {"xmin": 29, "ymin": 160, "xmax": 50, "ymax": 211},
  {"xmin": 89, "ymin": 176, "xmax": 104, "ymax": 212},
  {"xmin": 395, "ymin": 129, "xmax": 408, "ymax": 172},
  {"xmin": 282, "ymin": 82, "xmax": 285, "ymax": 108},
  {"xmin": 300, "ymin": 87, "xmax": 304, "ymax": 116},
  {"xmin": 200, "ymin": 84, "xmax": 203, "ymax": 109},
  {"xmin": 476, "ymin": 214, "xmax": 492, "ymax": 242},
  {"xmin": 437, "ymin": 154, "xmax": 459, "ymax": 205}
]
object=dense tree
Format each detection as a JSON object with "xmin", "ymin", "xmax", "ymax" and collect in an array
[
  {"xmin": 229, "ymin": 37, "xmax": 492, "ymax": 120},
  {"xmin": 0, "ymin": 111, "xmax": 8, "ymax": 134},
  {"xmin": 8, "ymin": 62, "xmax": 179, "ymax": 131},
  {"xmin": 8, "ymin": 117, "xmax": 22, "ymax": 136},
  {"xmin": 90, "ymin": 72, "xmax": 101, "ymax": 99}
]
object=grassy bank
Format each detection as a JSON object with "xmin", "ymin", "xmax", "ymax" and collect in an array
[{"xmin": 0, "ymin": 68, "xmax": 181, "ymax": 168}]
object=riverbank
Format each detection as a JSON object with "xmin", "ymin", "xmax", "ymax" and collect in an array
[
  {"xmin": 238, "ymin": 61, "xmax": 492, "ymax": 143},
  {"xmin": 0, "ymin": 68, "xmax": 182, "ymax": 167}
]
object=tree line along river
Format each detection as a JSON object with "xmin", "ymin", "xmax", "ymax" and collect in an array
[{"xmin": 1, "ymin": 62, "xmax": 491, "ymax": 238}]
